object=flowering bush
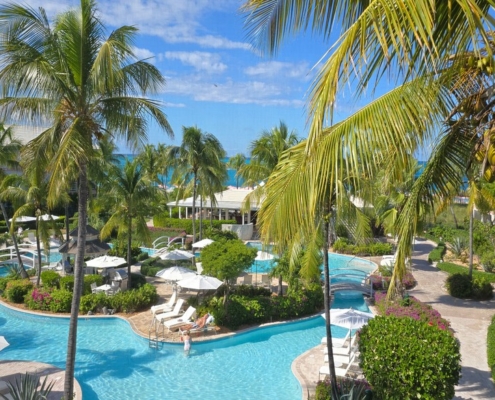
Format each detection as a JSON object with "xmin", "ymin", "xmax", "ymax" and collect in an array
[
  {"xmin": 26, "ymin": 288, "xmax": 53, "ymax": 311},
  {"xmin": 374, "ymin": 292, "xmax": 450, "ymax": 331},
  {"xmin": 369, "ymin": 272, "xmax": 416, "ymax": 290}
]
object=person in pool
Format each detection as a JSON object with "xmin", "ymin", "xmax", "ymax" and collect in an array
[{"xmin": 182, "ymin": 330, "xmax": 191, "ymax": 355}]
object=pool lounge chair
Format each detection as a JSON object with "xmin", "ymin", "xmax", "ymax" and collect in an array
[
  {"xmin": 321, "ymin": 330, "xmax": 350, "ymax": 346},
  {"xmin": 150, "ymin": 290, "xmax": 177, "ymax": 317},
  {"xmin": 323, "ymin": 334, "xmax": 358, "ymax": 355},
  {"xmin": 163, "ymin": 306, "xmax": 197, "ymax": 332},
  {"xmin": 318, "ymin": 353, "xmax": 357, "ymax": 380},
  {"xmin": 154, "ymin": 299, "xmax": 185, "ymax": 324}
]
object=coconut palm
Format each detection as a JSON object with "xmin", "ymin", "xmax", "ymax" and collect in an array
[
  {"xmin": 100, "ymin": 160, "xmax": 155, "ymax": 288},
  {"xmin": 0, "ymin": 173, "xmax": 64, "ymax": 286},
  {"xmin": 0, "ymin": 123, "xmax": 27, "ymax": 278},
  {"xmin": 0, "ymin": 1, "xmax": 173, "ymax": 397},
  {"xmin": 227, "ymin": 153, "xmax": 246, "ymax": 188},
  {"xmin": 169, "ymin": 126, "xmax": 226, "ymax": 240},
  {"xmin": 137, "ymin": 144, "xmax": 162, "ymax": 186},
  {"xmin": 157, "ymin": 143, "xmax": 174, "ymax": 189}
]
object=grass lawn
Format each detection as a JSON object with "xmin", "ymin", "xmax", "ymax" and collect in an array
[{"xmin": 437, "ymin": 262, "xmax": 495, "ymax": 283}]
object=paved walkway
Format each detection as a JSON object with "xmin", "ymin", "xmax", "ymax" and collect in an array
[{"xmin": 292, "ymin": 238, "xmax": 495, "ymax": 399}]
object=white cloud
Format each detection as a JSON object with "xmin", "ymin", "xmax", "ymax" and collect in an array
[
  {"xmin": 162, "ymin": 76, "xmax": 305, "ymax": 107},
  {"xmin": 132, "ymin": 47, "xmax": 156, "ymax": 63},
  {"xmin": 244, "ymin": 61, "xmax": 310, "ymax": 79},
  {"xmin": 163, "ymin": 102, "xmax": 186, "ymax": 108},
  {"xmin": 164, "ymin": 52, "xmax": 227, "ymax": 74}
]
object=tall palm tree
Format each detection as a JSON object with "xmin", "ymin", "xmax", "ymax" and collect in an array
[
  {"xmin": 169, "ymin": 126, "xmax": 226, "ymax": 240},
  {"xmin": 0, "ymin": 173, "xmax": 64, "ymax": 286},
  {"xmin": 157, "ymin": 143, "xmax": 174, "ymax": 189},
  {"xmin": 0, "ymin": 1, "xmax": 173, "ymax": 397},
  {"xmin": 100, "ymin": 160, "xmax": 155, "ymax": 288},
  {"xmin": 0, "ymin": 123, "xmax": 27, "ymax": 278},
  {"xmin": 137, "ymin": 144, "xmax": 161, "ymax": 186},
  {"xmin": 227, "ymin": 153, "xmax": 246, "ymax": 188}
]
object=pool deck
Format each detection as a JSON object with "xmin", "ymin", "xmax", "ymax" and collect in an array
[{"xmin": 0, "ymin": 360, "xmax": 83, "ymax": 400}]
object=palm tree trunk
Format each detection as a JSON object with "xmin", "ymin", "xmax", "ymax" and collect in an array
[
  {"xmin": 469, "ymin": 207, "xmax": 474, "ymax": 278},
  {"xmin": 64, "ymin": 161, "xmax": 88, "ymax": 400},
  {"xmin": 0, "ymin": 202, "xmax": 27, "ymax": 278},
  {"xmin": 192, "ymin": 174, "xmax": 197, "ymax": 241},
  {"xmin": 199, "ymin": 195, "xmax": 203, "ymax": 240},
  {"xmin": 65, "ymin": 202, "xmax": 70, "ymax": 243},
  {"xmin": 35, "ymin": 220, "xmax": 43, "ymax": 286},
  {"xmin": 127, "ymin": 214, "xmax": 132, "ymax": 290},
  {"xmin": 323, "ymin": 204, "xmax": 338, "ymax": 398}
]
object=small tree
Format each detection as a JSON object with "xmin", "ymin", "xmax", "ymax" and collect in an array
[
  {"xmin": 201, "ymin": 239, "xmax": 257, "ymax": 303},
  {"xmin": 359, "ymin": 315, "xmax": 461, "ymax": 400}
]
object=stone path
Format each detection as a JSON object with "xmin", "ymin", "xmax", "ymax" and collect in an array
[{"xmin": 292, "ymin": 238, "xmax": 495, "ymax": 399}]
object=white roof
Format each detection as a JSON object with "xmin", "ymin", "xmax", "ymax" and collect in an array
[{"xmin": 167, "ymin": 188, "xmax": 261, "ymax": 211}]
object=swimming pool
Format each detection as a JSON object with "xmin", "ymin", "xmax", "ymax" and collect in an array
[{"xmin": 0, "ymin": 253, "xmax": 374, "ymax": 400}]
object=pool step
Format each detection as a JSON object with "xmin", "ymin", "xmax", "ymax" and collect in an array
[{"xmin": 149, "ymin": 337, "xmax": 162, "ymax": 349}]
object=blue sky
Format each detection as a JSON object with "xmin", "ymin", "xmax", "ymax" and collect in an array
[{"xmin": 28, "ymin": 0, "xmax": 364, "ymax": 156}]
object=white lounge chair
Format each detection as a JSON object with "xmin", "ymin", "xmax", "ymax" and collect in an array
[
  {"xmin": 154, "ymin": 299, "xmax": 185, "ymax": 324},
  {"xmin": 150, "ymin": 290, "xmax": 177, "ymax": 317},
  {"xmin": 163, "ymin": 306, "xmax": 197, "ymax": 332},
  {"xmin": 324, "ymin": 351, "xmax": 359, "ymax": 364},
  {"xmin": 318, "ymin": 353, "xmax": 357, "ymax": 380},
  {"xmin": 321, "ymin": 330, "xmax": 350, "ymax": 346},
  {"xmin": 323, "ymin": 334, "xmax": 358, "ymax": 355}
]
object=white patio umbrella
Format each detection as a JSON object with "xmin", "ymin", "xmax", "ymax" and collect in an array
[
  {"xmin": 0, "ymin": 336, "xmax": 9, "ymax": 352},
  {"xmin": 86, "ymin": 255, "xmax": 127, "ymax": 269},
  {"xmin": 321, "ymin": 308, "xmax": 374, "ymax": 336},
  {"xmin": 156, "ymin": 266, "xmax": 196, "ymax": 282},
  {"xmin": 192, "ymin": 238, "xmax": 214, "ymax": 248},
  {"xmin": 40, "ymin": 214, "xmax": 60, "ymax": 221},
  {"xmin": 158, "ymin": 249, "xmax": 195, "ymax": 261},
  {"xmin": 177, "ymin": 275, "xmax": 223, "ymax": 291},
  {"xmin": 8, "ymin": 216, "xmax": 36, "ymax": 222}
]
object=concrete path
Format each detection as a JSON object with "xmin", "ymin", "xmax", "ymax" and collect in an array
[{"xmin": 410, "ymin": 238, "xmax": 495, "ymax": 400}]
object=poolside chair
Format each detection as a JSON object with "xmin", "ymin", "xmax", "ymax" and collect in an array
[
  {"xmin": 163, "ymin": 306, "xmax": 197, "ymax": 332},
  {"xmin": 154, "ymin": 299, "xmax": 185, "ymax": 324},
  {"xmin": 323, "ymin": 334, "xmax": 358, "ymax": 356},
  {"xmin": 260, "ymin": 274, "xmax": 271, "ymax": 288},
  {"xmin": 26, "ymin": 232, "xmax": 37, "ymax": 245},
  {"xmin": 324, "ymin": 350, "xmax": 359, "ymax": 365},
  {"xmin": 91, "ymin": 283, "xmax": 98, "ymax": 294},
  {"xmin": 242, "ymin": 275, "xmax": 253, "ymax": 285},
  {"xmin": 150, "ymin": 290, "xmax": 177, "ymax": 317},
  {"xmin": 318, "ymin": 353, "xmax": 357, "ymax": 380},
  {"xmin": 321, "ymin": 330, "xmax": 350, "ymax": 346},
  {"xmin": 107, "ymin": 281, "xmax": 121, "ymax": 296}
]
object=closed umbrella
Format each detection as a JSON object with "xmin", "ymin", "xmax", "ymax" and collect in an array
[
  {"xmin": 156, "ymin": 266, "xmax": 196, "ymax": 282},
  {"xmin": 86, "ymin": 255, "xmax": 127, "ymax": 268},
  {"xmin": 40, "ymin": 214, "xmax": 60, "ymax": 221},
  {"xmin": 8, "ymin": 216, "xmax": 36, "ymax": 222},
  {"xmin": 0, "ymin": 336, "xmax": 9, "ymax": 352},
  {"xmin": 177, "ymin": 275, "xmax": 222, "ymax": 291},
  {"xmin": 158, "ymin": 249, "xmax": 195, "ymax": 261}
]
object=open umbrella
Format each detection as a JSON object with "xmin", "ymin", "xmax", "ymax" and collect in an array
[
  {"xmin": 8, "ymin": 216, "xmax": 36, "ymax": 223},
  {"xmin": 177, "ymin": 275, "xmax": 222, "ymax": 291},
  {"xmin": 0, "ymin": 336, "xmax": 9, "ymax": 351},
  {"xmin": 158, "ymin": 249, "xmax": 195, "ymax": 261},
  {"xmin": 156, "ymin": 266, "xmax": 196, "ymax": 282},
  {"xmin": 40, "ymin": 214, "xmax": 60, "ymax": 221},
  {"xmin": 192, "ymin": 238, "xmax": 214, "ymax": 248},
  {"xmin": 321, "ymin": 308, "xmax": 374, "ymax": 336},
  {"xmin": 86, "ymin": 255, "xmax": 127, "ymax": 268}
]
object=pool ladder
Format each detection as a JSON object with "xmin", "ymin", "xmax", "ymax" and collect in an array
[{"xmin": 148, "ymin": 319, "xmax": 163, "ymax": 349}]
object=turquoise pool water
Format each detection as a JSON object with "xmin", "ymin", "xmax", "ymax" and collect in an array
[{"xmin": 0, "ymin": 253, "xmax": 374, "ymax": 400}]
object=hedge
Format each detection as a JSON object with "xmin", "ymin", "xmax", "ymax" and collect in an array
[
  {"xmin": 428, "ymin": 242, "xmax": 446, "ymax": 263},
  {"xmin": 438, "ymin": 262, "xmax": 495, "ymax": 283},
  {"xmin": 359, "ymin": 316, "xmax": 461, "ymax": 399},
  {"xmin": 153, "ymin": 216, "xmax": 236, "ymax": 234},
  {"xmin": 488, "ymin": 314, "xmax": 495, "ymax": 380},
  {"xmin": 445, "ymin": 273, "xmax": 493, "ymax": 300},
  {"xmin": 332, "ymin": 238, "xmax": 393, "ymax": 256},
  {"xmin": 5, "ymin": 279, "xmax": 33, "ymax": 303}
]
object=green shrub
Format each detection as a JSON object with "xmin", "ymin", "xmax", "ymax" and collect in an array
[
  {"xmin": 472, "ymin": 277, "xmax": 493, "ymax": 300},
  {"xmin": 79, "ymin": 292, "xmax": 111, "ymax": 314},
  {"xmin": 449, "ymin": 237, "xmax": 467, "ymax": 257},
  {"xmin": 140, "ymin": 262, "xmax": 162, "ymax": 277},
  {"xmin": 83, "ymin": 274, "xmax": 103, "ymax": 295},
  {"xmin": 152, "ymin": 216, "xmax": 236, "ymax": 234},
  {"xmin": 314, "ymin": 377, "xmax": 371, "ymax": 400},
  {"xmin": 446, "ymin": 273, "xmax": 473, "ymax": 298},
  {"xmin": 428, "ymin": 243, "xmax": 446, "ymax": 263},
  {"xmin": 359, "ymin": 316, "xmax": 461, "ymax": 399},
  {"xmin": 488, "ymin": 315, "xmax": 495, "ymax": 380},
  {"xmin": 438, "ymin": 262, "xmax": 495, "ymax": 283},
  {"xmin": 5, "ymin": 279, "xmax": 33, "ymax": 303},
  {"xmin": 49, "ymin": 290, "xmax": 73, "ymax": 313},
  {"xmin": 481, "ymin": 251, "xmax": 495, "ymax": 273},
  {"xmin": 332, "ymin": 238, "xmax": 393, "ymax": 256},
  {"xmin": 137, "ymin": 252, "xmax": 149, "ymax": 261},
  {"xmin": 41, "ymin": 270, "xmax": 60, "ymax": 288},
  {"xmin": 25, "ymin": 287, "xmax": 53, "ymax": 311},
  {"xmin": 59, "ymin": 276, "xmax": 74, "ymax": 292},
  {"xmin": 0, "ymin": 277, "xmax": 13, "ymax": 292},
  {"xmin": 130, "ymin": 272, "xmax": 147, "ymax": 289}
]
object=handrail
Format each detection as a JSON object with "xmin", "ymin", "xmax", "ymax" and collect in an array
[{"xmin": 152, "ymin": 236, "xmax": 170, "ymax": 248}]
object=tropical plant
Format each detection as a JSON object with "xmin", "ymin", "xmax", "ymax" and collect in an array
[
  {"xmin": 0, "ymin": 373, "xmax": 55, "ymax": 400},
  {"xmin": 450, "ymin": 237, "xmax": 467, "ymax": 258},
  {"xmin": 0, "ymin": 1, "xmax": 173, "ymax": 397},
  {"xmin": 137, "ymin": 144, "xmax": 162, "ymax": 186},
  {"xmin": 100, "ymin": 159, "xmax": 157, "ymax": 289},
  {"xmin": 169, "ymin": 126, "xmax": 226, "ymax": 241},
  {"xmin": 227, "ymin": 153, "xmax": 246, "ymax": 188},
  {"xmin": 0, "ymin": 123, "xmax": 27, "ymax": 278}
]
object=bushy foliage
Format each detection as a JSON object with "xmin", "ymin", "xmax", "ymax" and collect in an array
[
  {"xmin": 25, "ymin": 287, "xmax": 53, "ymax": 311},
  {"xmin": 472, "ymin": 276, "xmax": 494, "ymax": 300},
  {"xmin": 49, "ymin": 290, "xmax": 73, "ymax": 312},
  {"xmin": 153, "ymin": 216, "xmax": 236, "ymax": 234},
  {"xmin": 314, "ymin": 377, "xmax": 371, "ymax": 400},
  {"xmin": 428, "ymin": 243, "xmax": 446, "ymax": 263},
  {"xmin": 369, "ymin": 273, "xmax": 416, "ymax": 291},
  {"xmin": 0, "ymin": 276, "xmax": 13, "ymax": 291},
  {"xmin": 5, "ymin": 279, "xmax": 33, "ymax": 303},
  {"xmin": 209, "ymin": 284, "xmax": 323, "ymax": 330},
  {"xmin": 79, "ymin": 292, "xmax": 111, "ymax": 314},
  {"xmin": 374, "ymin": 292, "xmax": 450, "ymax": 330},
  {"xmin": 40, "ymin": 270, "xmax": 60, "ymax": 288},
  {"xmin": 59, "ymin": 276, "xmax": 74, "ymax": 292},
  {"xmin": 488, "ymin": 314, "xmax": 495, "ymax": 380},
  {"xmin": 480, "ymin": 251, "xmax": 495, "ymax": 272},
  {"xmin": 332, "ymin": 238, "xmax": 393, "ymax": 256},
  {"xmin": 204, "ymin": 227, "xmax": 239, "ymax": 241},
  {"xmin": 140, "ymin": 261, "xmax": 163, "ymax": 277},
  {"xmin": 107, "ymin": 242, "xmax": 140, "ymax": 263},
  {"xmin": 438, "ymin": 262, "xmax": 495, "ymax": 282},
  {"xmin": 137, "ymin": 252, "xmax": 149, "ymax": 261},
  {"xmin": 109, "ymin": 283, "xmax": 158, "ymax": 313},
  {"xmin": 449, "ymin": 237, "xmax": 467, "ymax": 257},
  {"xmin": 359, "ymin": 316, "xmax": 461, "ymax": 399},
  {"xmin": 445, "ymin": 273, "xmax": 493, "ymax": 300},
  {"xmin": 82, "ymin": 274, "xmax": 103, "ymax": 294},
  {"xmin": 130, "ymin": 272, "xmax": 147, "ymax": 289},
  {"xmin": 427, "ymin": 225, "xmax": 467, "ymax": 243}
]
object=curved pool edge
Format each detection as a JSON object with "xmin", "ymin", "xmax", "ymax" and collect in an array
[{"xmin": 0, "ymin": 360, "xmax": 83, "ymax": 400}]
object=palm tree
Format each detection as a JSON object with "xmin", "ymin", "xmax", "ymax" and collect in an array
[
  {"xmin": 0, "ymin": 1, "xmax": 173, "ymax": 397},
  {"xmin": 0, "ymin": 173, "xmax": 64, "ymax": 286},
  {"xmin": 100, "ymin": 160, "xmax": 155, "ymax": 288},
  {"xmin": 169, "ymin": 126, "xmax": 226, "ymax": 240},
  {"xmin": 137, "ymin": 144, "xmax": 161, "ymax": 186},
  {"xmin": 156, "ymin": 143, "xmax": 174, "ymax": 189},
  {"xmin": 227, "ymin": 153, "xmax": 246, "ymax": 188},
  {"xmin": 0, "ymin": 123, "xmax": 27, "ymax": 278}
]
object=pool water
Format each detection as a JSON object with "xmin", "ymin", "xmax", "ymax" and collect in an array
[{"xmin": 0, "ymin": 253, "xmax": 374, "ymax": 400}]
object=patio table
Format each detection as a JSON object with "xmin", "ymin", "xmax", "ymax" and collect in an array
[{"xmin": 95, "ymin": 284, "xmax": 112, "ymax": 295}]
